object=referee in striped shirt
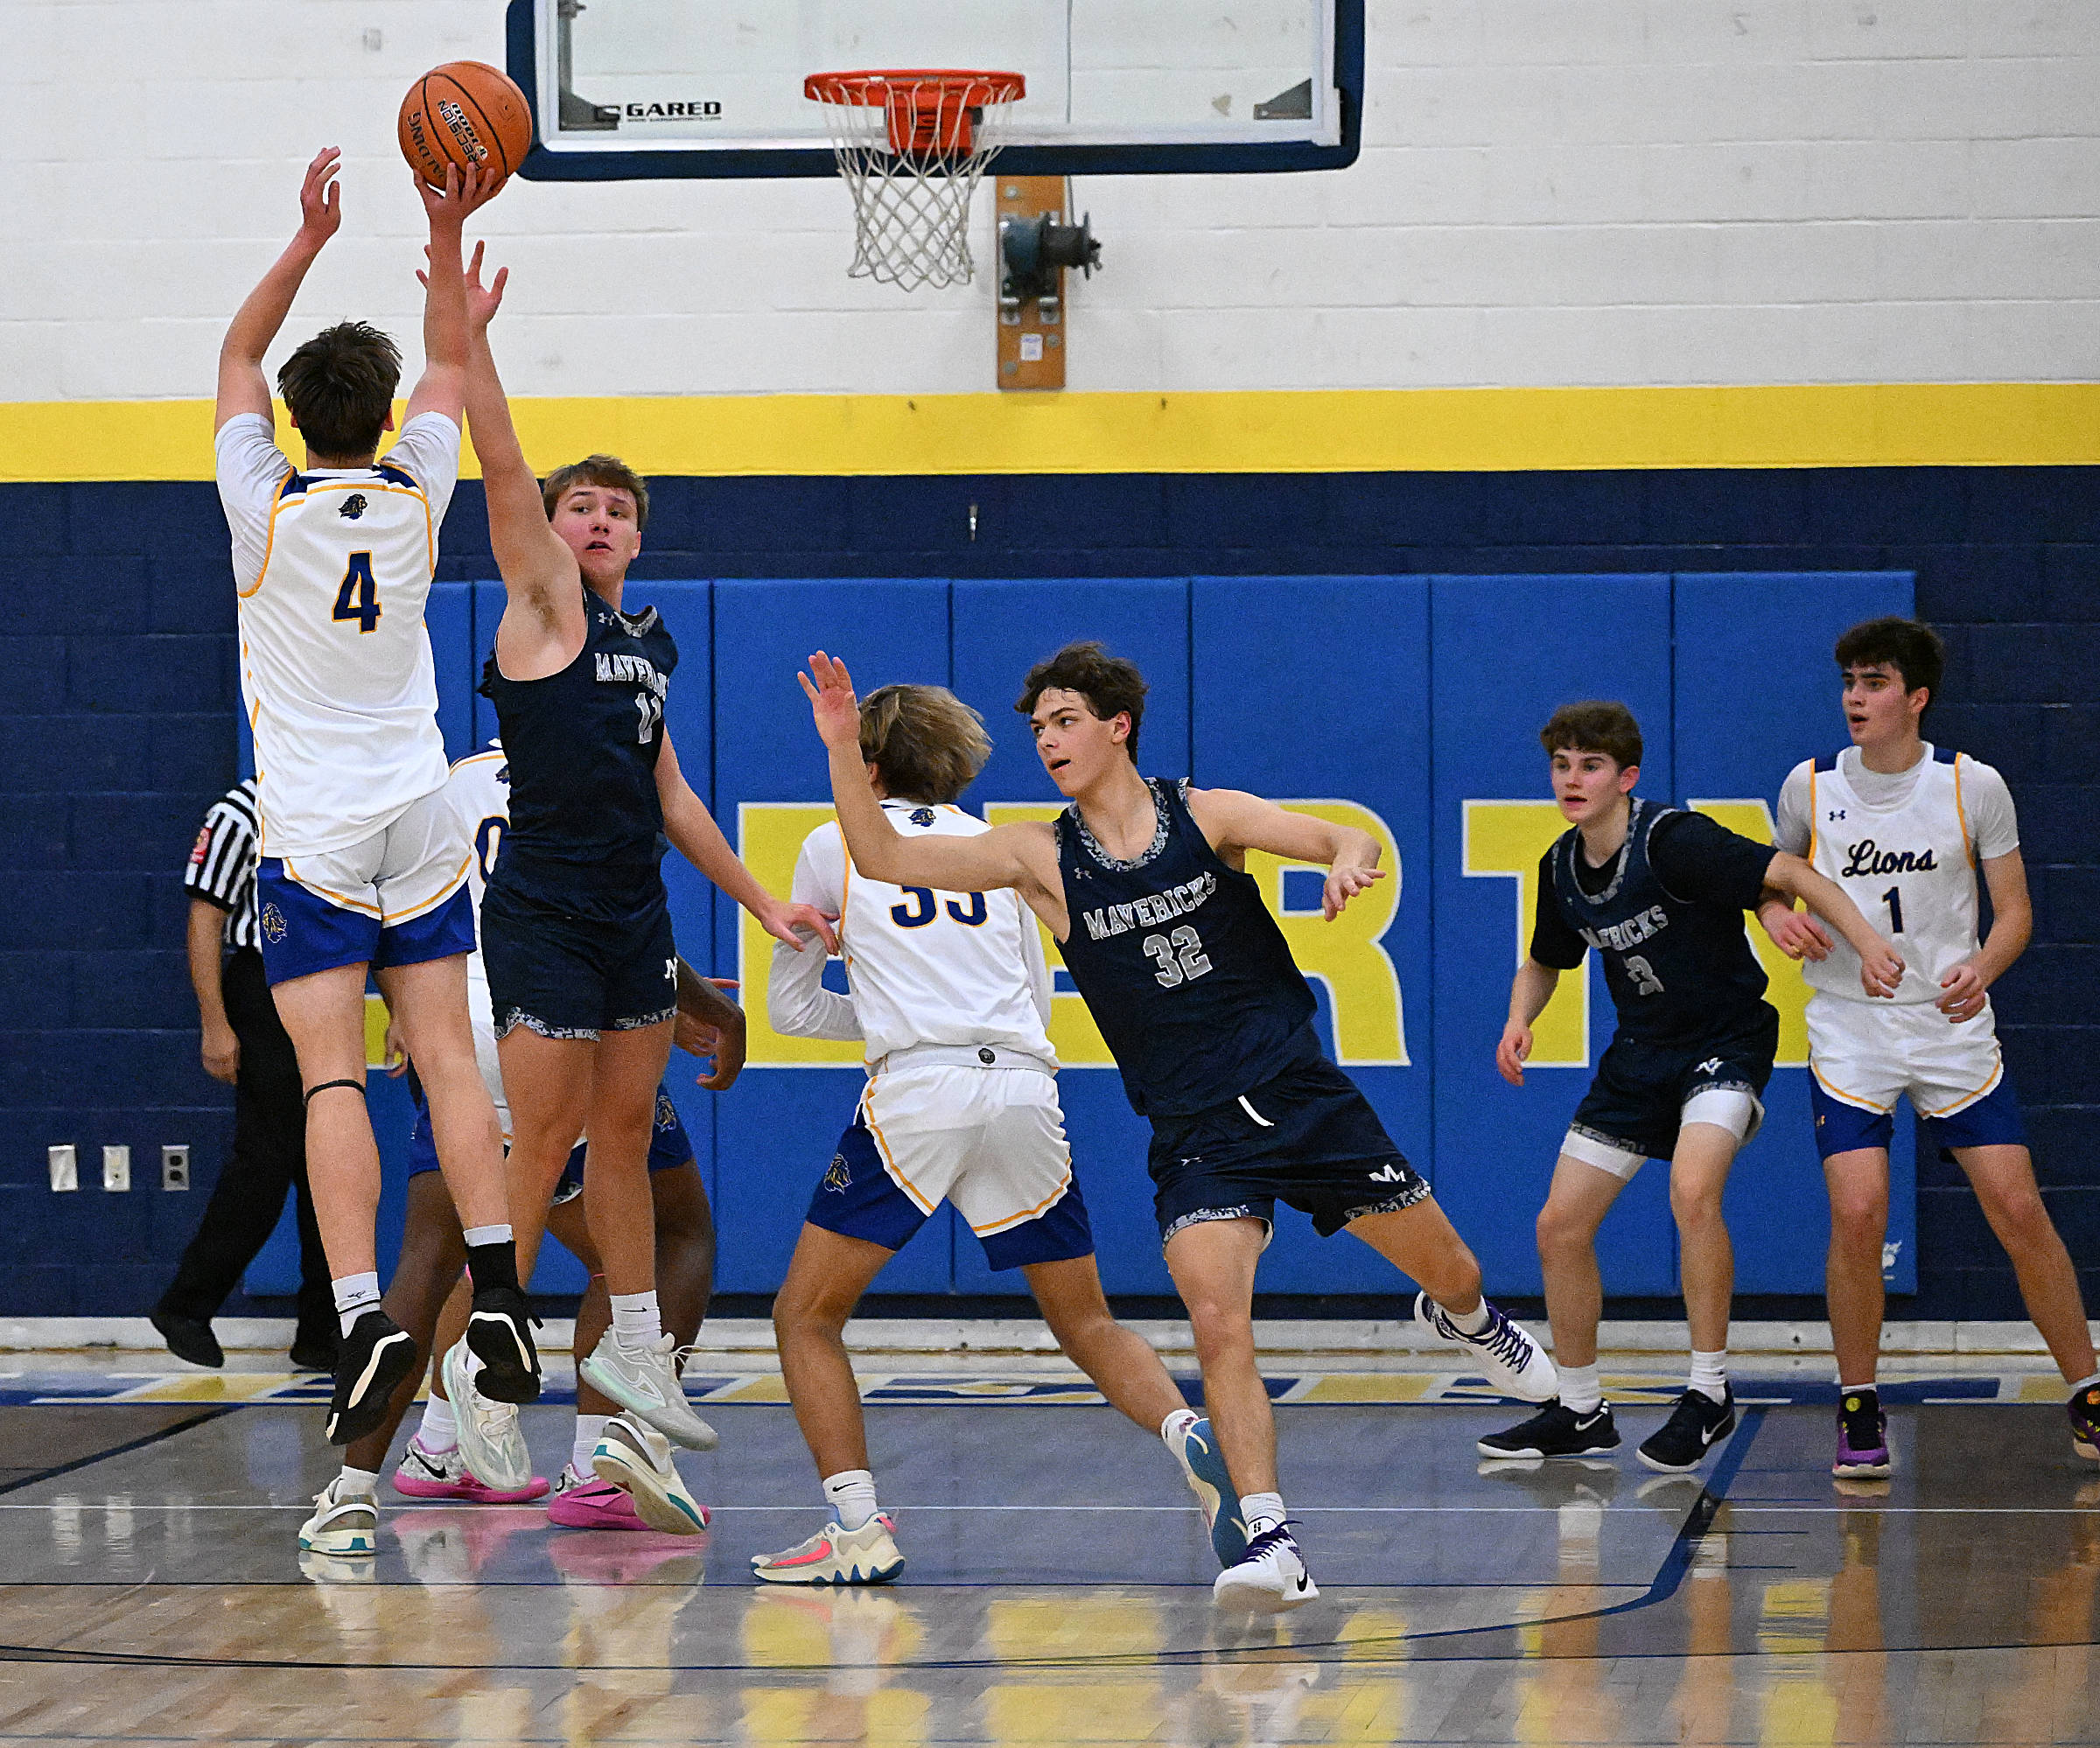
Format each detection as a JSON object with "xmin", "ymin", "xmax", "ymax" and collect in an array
[{"xmin": 150, "ymin": 780, "xmax": 338, "ymax": 1371}]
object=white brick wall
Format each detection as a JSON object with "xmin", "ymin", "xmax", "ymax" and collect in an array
[{"xmin": 4, "ymin": 0, "xmax": 2094, "ymax": 400}]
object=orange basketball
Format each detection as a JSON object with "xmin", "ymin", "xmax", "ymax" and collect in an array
[{"xmin": 398, "ymin": 61, "xmax": 532, "ymax": 191}]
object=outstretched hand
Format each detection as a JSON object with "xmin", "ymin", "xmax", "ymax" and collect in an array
[
  {"xmin": 415, "ymin": 161, "xmax": 503, "ymax": 229},
  {"xmin": 297, "ymin": 147, "xmax": 343, "ymax": 248},
  {"xmin": 1321, "ymin": 862, "xmax": 1387, "ymax": 919},
  {"xmin": 799, "ymin": 652, "xmax": 863, "ymax": 751},
  {"xmin": 416, "ymin": 239, "xmax": 508, "ymax": 329}
]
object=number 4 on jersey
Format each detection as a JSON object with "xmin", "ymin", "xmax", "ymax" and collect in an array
[{"xmin": 332, "ymin": 552, "xmax": 381, "ymax": 633}]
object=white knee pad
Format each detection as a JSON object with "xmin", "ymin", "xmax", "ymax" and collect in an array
[{"xmin": 1681, "ymin": 1086, "xmax": 1763, "ymax": 1145}]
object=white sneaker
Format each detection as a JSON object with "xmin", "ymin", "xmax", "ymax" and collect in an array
[
  {"xmin": 591, "ymin": 1413, "xmax": 710, "ymax": 1535},
  {"xmin": 752, "ymin": 1515, "xmax": 905, "ymax": 1586},
  {"xmin": 441, "ymin": 1339, "xmax": 536, "ymax": 1494},
  {"xmin": 1213, "ymin": 1521, "xmax": 1318, "ymax": 1613},
  {"xmin": 578, "ymin": 1330, "xmax": 718, "ymax": 1451},
  {"xmin": 1414, "ymin": 1292, "xmax": 1558, "ymax": 1402},
  {"xmin": 298, "ymin": 1476, "xmax": 378, "ymax": 1558}
]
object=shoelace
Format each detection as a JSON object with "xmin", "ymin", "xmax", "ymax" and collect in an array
[
  {"xmin": 1474, "ymin": 1308, "xmax": 1535, "ymax": 1369},
  {"xmin": 1237, "ymin": 1520, "xmax": 1300, "ymax": 1562}
]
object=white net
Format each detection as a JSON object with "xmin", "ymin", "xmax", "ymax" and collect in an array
[{"xmin": 806, "ymin": 71, "xmax": 1025, "ymax": 291}]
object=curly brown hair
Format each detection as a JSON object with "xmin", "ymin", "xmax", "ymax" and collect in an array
[
  {"xmin": 1013, "ymin": 641, "xmax": 1148, "ymax": 761},
  {"xmin": 1539, "ymin": 700, "xmax": 1643, "ymax": 771}
]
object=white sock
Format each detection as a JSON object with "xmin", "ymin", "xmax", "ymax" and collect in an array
[
  {"xmin": 1160, "ymin": 1408, "xmax": 1200, "ymax": 1446},
  {"xmin": 1688, "ymin": 1349, "xmax": 1729, "ymax": 1403},
  {"xmin": 609, "ymin": 1291, "xmax": 663, "ymax": 1352},
  {"xmin": 2072, "ymin": 1371, "xmax": 2100, "ymax": 1394},
  {"xmin": 1558, "ymin": 1363, "xmax": 1604, "ymax": 1416},
  {"xmin": 573, "ymin": 1414, "xmax": 610, "ymax": 1475},
  {"xmin": 332, "ymin": 1272, "xmax": 381, "ymax": 1339},
  {"xmin": 461, "ymin": 1223, "xmax": 514, "ymax": 1248},
  {"xmin": 1838, "ymin": 1379, "xmax": 1879, "ymax": 1396},
  {"xmin": 1240, "ymin": 1491, "xmax": 1284, "ymax": 1538},
  {"xmin": 1443, "ymin": 1298, "xmax": 1492, "ymax": 1337},
  {"xmin": 336, "ymin": 1464, "xmax": 381, "ymax": 1499},
  {"xmin": 416, "ymin": 1395, "xmax": 458, "ymax": 1452},
  {"xmin": 823, "ymin": 1468, "xmax": 881, "ymax": 1533}
]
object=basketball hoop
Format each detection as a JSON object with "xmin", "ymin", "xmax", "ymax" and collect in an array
[{"xmin": 804, "ymin": 69, "xmax": 1026, "ymax": 291}]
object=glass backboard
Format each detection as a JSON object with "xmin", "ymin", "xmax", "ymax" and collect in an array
[{"xmin": 507, "ymin": 0, "xmax": 1362, "ymax": 179}]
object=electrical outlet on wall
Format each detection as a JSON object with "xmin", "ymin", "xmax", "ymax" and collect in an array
[
  {"xmin": 161, "ymin": 1144, "xmax": 191, "ymax": 1191},
  {"xmin": 48, "ymin": 1145, "xmax": 78, "ymax": 1192},
  {"xmin": 102, "ymin": 1145, "xmax": 130, "ymax": 1192}
]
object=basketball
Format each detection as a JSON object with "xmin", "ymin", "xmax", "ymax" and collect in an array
[{"xmin": 397, "ymin": 61, "xmax": 531, "ymax": 191}]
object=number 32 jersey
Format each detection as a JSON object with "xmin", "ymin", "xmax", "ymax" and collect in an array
[
  {"xmin": 217, "ymin": 412, "xmax": 459, "ymax": 859},
  {"xmin": 773, "ymin": 804, "xmax": 1057, "ymax": 1069},
  {"xmin": 1776, "ymin": 745, "xmax": 2018, "ymax": 1007}
]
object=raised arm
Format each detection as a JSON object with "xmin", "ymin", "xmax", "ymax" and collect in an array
[
  {"xmin": 1762, "ymin": 852, "xmax": 1906, "ymax": 997},
  {"xmin": 404, "ymin": 164, "xmax": 500, "ymax": 428},
  {"xmin": 799, "ymin": 653, "xmax": 1057, "ymax": 914},
  {"xmin": 216, "ymin": 148, "xmax": 341, "ymax": 431},
  {"xmin": 655, "ymin": 731, "xmax": 839, "ymax": 953},
  {"xmin": 453, "ymin": 248, "xmax": 587, "ymax": 679},
  {"xmin": 1187, "ymin": 787, "xmax": 1386, "ymax": 919}
]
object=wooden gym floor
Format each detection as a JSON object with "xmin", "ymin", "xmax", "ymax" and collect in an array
[{"xmin": 0, "ymin": 1367, "xmax": 2095, "ymax": 1745}]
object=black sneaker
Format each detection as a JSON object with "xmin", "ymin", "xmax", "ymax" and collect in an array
[
  {"xmin": 1636, "ymin": 1386, "xmax": 1737, "ymax": 1473},
  {"xmin": 465, "ymin": 1284, "xmax": 542, "ymax": 1404},
  {"xmin": 150, "ymin": 1310, "xmax": 223, "ymax": 1369},
  {"xmin": 326, "ymin": 1309, "xmax": 419, "ymax": 1446},
  {"xmin": 1477, "ymin": 1399, "xmax": 1620, "ymax": 1460},
  {"xmin": 289, "ymin": 1328, "xmax": 340, "ymax": 1373}
]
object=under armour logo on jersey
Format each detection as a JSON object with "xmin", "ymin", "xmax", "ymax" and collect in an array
[
  {"xmin": 1696, "ymin": 1058, "xmax": 1725, "ymax": 1075},
  {"xmin": 910, "ymin": 808, "xmax": 936, "ymax": 827},
  {"xmin": 338, "ymin": 493, "xmax": 368, "ymax": 521},
  {"xmin": 1828, "ymin": 808, "xmax": 1846, "ymax": 821},
  {"xmin": 822, "ymin": 1154, "xmax": 851, "ymax": 1193}
]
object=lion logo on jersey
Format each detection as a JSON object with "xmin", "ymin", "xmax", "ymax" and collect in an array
[
  {"xmin": 337, "ymin": 493, "xmax": 368, "ymax": 521},
  {"xmin": 910, "ymin": 808, "xmax": 936, "ymax": 828},
  {"xmin": 822, "ymin": 1153, "xmax": 852, "ymax": 1194},
  {"xmin": 654, "ymin": 1093, "xmax": 677, "ymax": 1131},
  {"xmin": 259, "ymin": 903, "xmax": 287, "ymax": 944}
]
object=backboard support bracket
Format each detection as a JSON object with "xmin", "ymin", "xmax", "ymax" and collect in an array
[{"xmin": 997, "ymin": 178, "xmax": 1070, "ymax": 390}]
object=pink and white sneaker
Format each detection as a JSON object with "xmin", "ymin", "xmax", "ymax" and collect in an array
[
  {"xmin": 547, "ymin": 1462, "xmax": 650, "ymax": 1530},
  {"xmin": 393, "ymin": 1436, "xmax": 550, "ymax": 1504}
]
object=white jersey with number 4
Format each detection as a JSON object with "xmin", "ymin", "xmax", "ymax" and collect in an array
[
  {"xmin": 1775, "ymin": 744, "xmax": 2018, "ymax": 1008},
  {"xmin": 217, "ymin": 412, "xmax": 459, "ymax": 859},
  {"xmin": 769, "ymin": 802, "xmax": 1055, "ymax": 1068}
]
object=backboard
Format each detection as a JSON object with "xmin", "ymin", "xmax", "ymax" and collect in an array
[{"xmin": 506, "ymin": 0, "xmax": 1362, "ymax": 180}]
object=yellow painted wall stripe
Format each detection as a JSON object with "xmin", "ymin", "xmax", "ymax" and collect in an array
[{"xmin": 4, "ymin": 383, "xmax": 2096, "ymax": 483}]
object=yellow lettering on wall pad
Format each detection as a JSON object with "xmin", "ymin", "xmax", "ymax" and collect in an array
[
  {"xmin": 1463, "ymin": 801, "xmax": 1590, "ymax": 1066},
  {"xmin": 1689, "ymin": 799, "xmax": 1809, "ymax": 1067}
]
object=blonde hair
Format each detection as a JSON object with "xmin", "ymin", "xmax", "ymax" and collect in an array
[{"xmin": 859, "ymin": 684, "xmax": 991, "ymax": 804}]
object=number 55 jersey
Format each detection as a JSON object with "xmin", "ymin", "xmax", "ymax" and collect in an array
[{"xmin": 216, "ymin": 412, "xmax": 458, "ymax": 859}]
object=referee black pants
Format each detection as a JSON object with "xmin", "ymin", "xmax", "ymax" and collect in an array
[{"xmin": 155, "ymin": 947, "xmax": 333, "ymax": 1341}]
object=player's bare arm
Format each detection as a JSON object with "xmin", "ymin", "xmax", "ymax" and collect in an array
[
  {"xmin": 1755, "ymin": 889, "xmax": 1834, "ymax": 962},
  {"xmin": 673, "ymin": 961, "xmax": 746, "ymax": 1090},
  {"xmin": 801, "ymin": 652, "xmax": 1068, "ymax": 933},
  {"xmin": 404, "ymin": 164, "xmax": 500, "ymax": 427},
  {"xmin": 1496, "ymin": 958, "xmax": 1561, "ymax": 1087},
  {"xmin": 655, "ymin": 731, "xmax": 838, "ymax": 954},
  {"xmin": 458, "ymin": 255, "xmax": 586, "ymax": 679},
  {"xmin": 1186, "ymin": 787, "xmax": 1386, "ymax": 920},
  {"xmin": 1763, "ymin": 851, "xmax": 1906, "ymax": 997},
  {"xmin": 215, "ymin": 148, "xmax": 342, "ymax": 433},
  {"xmin": 1939, "ymin": 849, "xmax": 2032, "ymax": 1023}
]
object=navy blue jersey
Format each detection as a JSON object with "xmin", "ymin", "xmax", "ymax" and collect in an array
[
  {"xmin": 480, "ymin": 593, "xmax": 676, "ymax": 920},
  {"xmin": 1054, "ymin": 780, "xmax": 1320, "ymax": 1117},
  {"xmin": 1531, "ymin": 800, "xmax": 1775, "ymax": 1047}
]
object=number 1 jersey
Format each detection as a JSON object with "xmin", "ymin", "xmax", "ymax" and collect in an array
[{"xmin": 217, "ymin": 412, "xmax": 458, "ymax": 859}]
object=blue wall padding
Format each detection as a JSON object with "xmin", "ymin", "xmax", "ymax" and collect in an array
[{"xmin": 249, "ymin": 568, "xmax": 1916, "ymax": 1302}]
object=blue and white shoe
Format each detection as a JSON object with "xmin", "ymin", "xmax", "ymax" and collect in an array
[
  {"xmin": 1213, "ymin": 1521, "xmax": 1318, "ymax": 1613},
  {"xmin": 1414, "ymin": 1292, "xmax": 1558, "ymax": 1402},
  {"xmin": 1171, "ymin": 1415, "xmax": 1249, "ymax": 1569}
]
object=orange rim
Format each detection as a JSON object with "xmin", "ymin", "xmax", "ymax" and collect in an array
[{"xmin": 803, "ymin": 69, "xmax": 1026, "ymax": 107}]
